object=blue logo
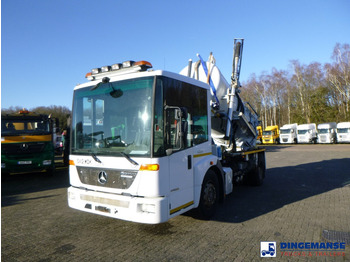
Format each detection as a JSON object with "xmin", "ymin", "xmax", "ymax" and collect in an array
[{"xmin": 261, "ymin": 242, "xmax": 276, "ymax": 257}]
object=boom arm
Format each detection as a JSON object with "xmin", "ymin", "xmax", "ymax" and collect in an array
[{"xmin": 225, "ymin": 39, "xmax": 244, "ymax": 144}]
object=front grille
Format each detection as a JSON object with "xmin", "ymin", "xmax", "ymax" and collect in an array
[
  {"xmin": 283, "ymin": 138, "xmax": 288, "ymax": 143},
  {"xmin": 76, "ymin": 166, "xmax": 137, "ymax": 189},
  {"xmin": 1, "ymin": 143, "xmax": 45, "ymax": 155}
]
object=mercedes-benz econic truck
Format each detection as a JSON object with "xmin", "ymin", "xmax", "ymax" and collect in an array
[
  {"xmin": 297, "ymin": 123, "xmax": 317, "ymax": 144},
  {"xmin": 68, "ymin": 39, "xmax": 266, "ymax": 224},
  {"xmin": 1, "ymin": 110, "xmax": 56, "ymax": 176},
  {"xmin": 337, "ymin": 122, "xmax": 350, "ymax": 143},
  {"xmin": 279, "ymin": 123, "xmax": 298, "ymax": 144},
  {"xmin": 317, "ymin": 122, "xmax": 337, "ymax": 144}
]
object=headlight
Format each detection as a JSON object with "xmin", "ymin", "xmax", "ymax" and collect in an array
[{"xmin": 43, "ymin": 160, "xmax": 52, "ymax": 165}]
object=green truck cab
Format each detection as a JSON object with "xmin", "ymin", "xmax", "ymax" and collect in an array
[{"xmin": 1, "ymin": 110, "xmax": 56, "ymax": 175}]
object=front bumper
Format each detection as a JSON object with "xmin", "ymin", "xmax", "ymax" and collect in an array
[
  {"xmin": 68, "ymin": 186, "xmax": 169, "ymax": 224},
  {"xmin": 1, "ymin": 155, "xmax": 54, "ymax": 174}
]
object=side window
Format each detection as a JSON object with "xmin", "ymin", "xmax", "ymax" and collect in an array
[{"xmin": 162, "ymin": 77, "xmax": 208, "ymax": 150}]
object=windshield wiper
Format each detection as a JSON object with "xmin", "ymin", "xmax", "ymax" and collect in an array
[
  {"xmin": 91, "ymin": 153, "xmax": 102, "ymax": 163},
  {"xmin": 119, "ymin": 152, "xmax": 138, "ymax": 166}
]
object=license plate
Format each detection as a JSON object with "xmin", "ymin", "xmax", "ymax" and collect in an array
[{"xmin": 18, "ymin": 161, "xmax": 32, "ymax": 165}]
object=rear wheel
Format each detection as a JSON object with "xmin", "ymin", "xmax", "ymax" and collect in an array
[
  {"xmin": 247, "ymin": 153, "xmax": 265, "ymax": 186},
  {"xmin": 198, "ymin": 170, "xmax": 219, "ymax": 219}
]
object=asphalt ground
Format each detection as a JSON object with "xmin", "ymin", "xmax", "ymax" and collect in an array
[{"xmin": 1, "ymin": 144, "xmax": 350, "ymax": 261}]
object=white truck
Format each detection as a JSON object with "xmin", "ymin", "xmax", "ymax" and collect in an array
[
  {"xmin": 68, "ymin": 39, "xmax": 266, "ymax": 224},
  {"xmin": 337, "ymin": 122, "xmax": 350, "ymax": 143},
  {"xmin": 279, "ymin": 123, "xmax": 298, "ymax": 144},
  {"xmin": 297, "ymin": 123, "xmax": 317, "ymax": 144},
  {"xmin": 317, "ymin": 122, "xmax": 337, "ymax": 144}
]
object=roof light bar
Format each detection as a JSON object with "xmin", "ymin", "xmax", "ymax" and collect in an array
[
  {"xmin": 85, "ymin": 60, "xmax": 153, "ymax": 81},
  {"xmin": 122, "ymin": 61, "xmax": 134, "ymax": 68},
  {"xmin": 134, "ymin": 60, "xmax": 153, "ymax": 70},
  {"xmin": 111, "ymin": 63, "xmax": 122, "ymax": 70},
  {"xmin": 101, "ymin": 66, "xmax": 111, "ymax": 73},
  {"xmin": 91, "ymin": 68, "xmax": 101, "ymax": 75}
]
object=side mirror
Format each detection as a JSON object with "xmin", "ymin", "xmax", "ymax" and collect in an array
[
  {"xmin": 166, "ymin": 148, "xmax": 173, "ymax": 156},
  {"xmin": 164, "ymin": 106, "xmax": 188, "ymax": 152}
]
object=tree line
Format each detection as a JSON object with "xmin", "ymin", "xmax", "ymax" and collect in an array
[
  {"xmin": 240, "ymin": 43, "xmax": 350, "ymax": 129},
  {"xmin": 2, "ymin": 105, "xmax": 71, "ymax": 132},
  {"xmin": 2, "ymin": 43, "xmax": 349, "ymax": 132}
]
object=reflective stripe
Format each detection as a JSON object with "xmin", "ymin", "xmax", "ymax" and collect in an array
[
  {"xmin": 241, "ymin": 148, "xmax": 266, "ymax": 155},
  {"xmin": 193, "ymin": 152, "xmax": 212, "ymax": 158},
  {"xmin": 170, "ymin": 201, "xmax": 194, "ymax": 215}
]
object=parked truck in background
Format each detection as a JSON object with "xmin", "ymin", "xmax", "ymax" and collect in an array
[
  {"xmin": 337, "ymin": 122, "xmax": 350, "ymax": 143},
  {"xmin": 279, "ymin": 123, "xmax": 298, "ymax": 144},
  {"xmin": 262, "ymin": 125, "xmax": 279, "ymax": 144},
  {"xmin": 317, "ymin": 122, "xmax": 337, "ymax": 144},
  {"xmin": 68, "ymin": 39, "xmax": 266, "ymax": 224},
  {"xmin": 257, "ymin": 126, "xmax": 262, "ymax": 143},
  {"xmin": 1, "ymin": 110, "xmax": 57, "ymax": 176},
  {"xmin": 297, "ymin": 123, "xmax": 317, "ymax": 144}
]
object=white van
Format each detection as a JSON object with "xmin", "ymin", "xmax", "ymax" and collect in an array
[
  {"xmin": 297, "ymin": 123, "xmax": 317, "ymax": 144},
  {"xmin": 279, "ymin": 123, "xmax": 298, "ymax": 144},
  {"xmin": 317, "ymin": 122, "xmax": 337, "ymax": 144},
  {"xmin": 337, "ymin": 122, "xmax": 350, "ymax": 143}
]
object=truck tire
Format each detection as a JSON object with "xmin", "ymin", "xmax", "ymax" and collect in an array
[
  {"xmin": 248, "ymin": 153, "xmax": 265, "ymax": 186},
  {"xmin": 198, "ymin": 170, "xmax": 219, "ymax": 219}
]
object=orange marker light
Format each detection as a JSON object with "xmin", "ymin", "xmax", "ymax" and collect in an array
[
  {"xmin": 134, "ymin": 60, "xmax": 152, "ymax": 68},
  {"xmin": 139, "ymin": 164, "xmax": 159, "ymax": 171}
]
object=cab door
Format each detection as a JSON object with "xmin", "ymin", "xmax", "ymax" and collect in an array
[
  {"xmin": 168, "ymin": 149, "xmax": 194, "ymax": 216},
  {"xmin": 164, "ymin": 106, "xmax": 194, "ymax": 216}
]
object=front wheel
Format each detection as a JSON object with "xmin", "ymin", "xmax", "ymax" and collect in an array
[{"xmin": 198, "ymin": 170, "xmax": 219, "ymax": 219}]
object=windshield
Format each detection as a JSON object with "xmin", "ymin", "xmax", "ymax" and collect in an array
[
  {"xmin": 318, "ymin": 129, "xmax": 330, "ymax": 134},
  {"xmin": 1, "ymin": 119, "xmax": 50, "ymax": 136},
  {"xmin": 263, "ymin": 131, "xmax": 273, "ymax": 136},
  {"xmin": 280, "ymin": 129, "xmax": 291, "ymax": 134},
  {"xmin": 298, "ymin": 130, "xmax": 308, "ymax": 135},
  {"xmin": 71, "ymin": 77, "xmax": 154, "ymax": 157},
  {"xmin": 337, "ymin": 128, "xmax": 350, "ymax": 134}
]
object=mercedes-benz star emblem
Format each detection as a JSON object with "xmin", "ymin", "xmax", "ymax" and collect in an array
[
  {"xmin": 21, "ymin": 143, "xmax": 28, "ymax": 151},
  {"xmin": 98, "ymin": 171, "xmax": 108, "ymax": 184}
]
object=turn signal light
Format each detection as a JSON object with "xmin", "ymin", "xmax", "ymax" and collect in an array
[{"xmin": 139, "ymin": 164, "xmax": 159, "ymax": 171}]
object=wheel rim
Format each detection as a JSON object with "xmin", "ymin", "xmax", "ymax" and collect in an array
[{"xmin": 203, "ymin": 181, "xmax": 217, "ymax": 208}]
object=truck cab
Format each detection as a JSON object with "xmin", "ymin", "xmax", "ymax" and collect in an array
[
  {"xmin": 317, "ymin": 122, "xmax": 337, "ymax": 144},
  {"xmin": 337, "ymin": 122, "xmax": 350, "ymax": 143},
  {"xmin": 1, "ymin": 110, "xmax": 56, "ymax": 175},
  {"xmin": 256, "ymin": 126, "xmax": 262, "ymax": 143},
  {"xmin": 262, "ymin": 125, "xmax": 279, "ymax": 144},
  {"xmin": 297, "ymin": 123, "xmax": 317, "ymax": 144},
  {"xmin": 68, "ymin": 40, "xmax": 266, "ymax": 224},
  {"xmin": 279, "ymin": 123, "xmax": 297, "ymax": 144}
]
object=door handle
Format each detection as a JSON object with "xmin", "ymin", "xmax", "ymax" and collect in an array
[{"xmin": 187, "ymin": 155, "xmax": 192, "ymax": 170}]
